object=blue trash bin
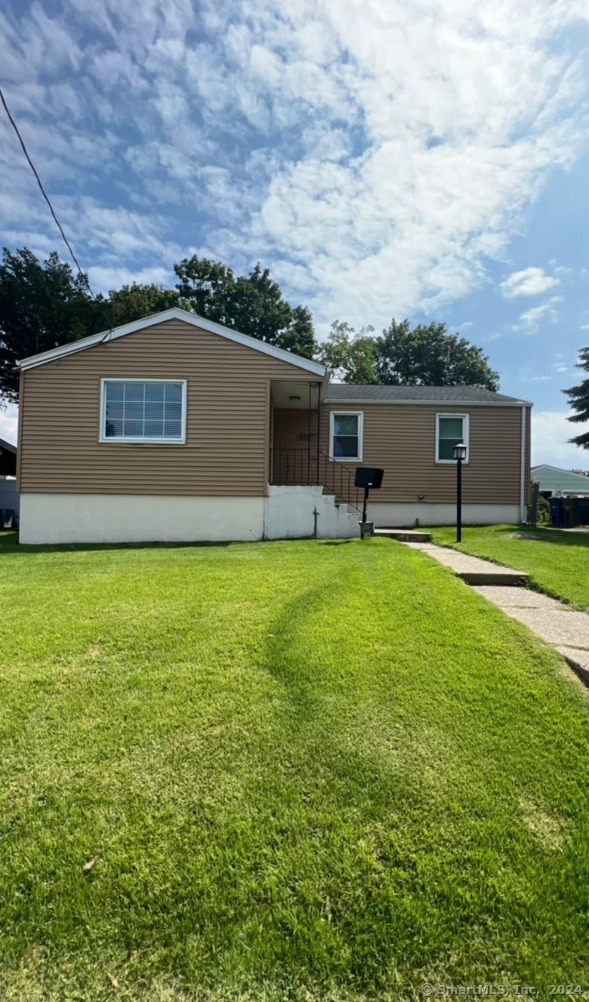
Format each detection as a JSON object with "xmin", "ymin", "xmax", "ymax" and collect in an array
[{"xmin": 549, "ymin": 497, "xmax": 565, "ymax": 526}]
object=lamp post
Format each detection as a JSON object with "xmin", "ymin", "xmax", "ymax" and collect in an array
[{"xmin": 453, "ymin": 442, "xmax": 467, "ymax": 542}]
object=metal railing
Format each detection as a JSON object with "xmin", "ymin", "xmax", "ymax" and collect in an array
[{"xmin": 271, "ymin": 448, "xmax": 361, "ymax": 514}]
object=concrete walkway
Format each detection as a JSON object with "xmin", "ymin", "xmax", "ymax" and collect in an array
[
  {"xmin": 400, "ymin": 540, "xmax": 589, "ymax": 685},
  {"xmin": 398, "ymin": 539, "xmax": 528, "ymax": 585}
]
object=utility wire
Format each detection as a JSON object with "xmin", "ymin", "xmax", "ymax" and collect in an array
[{"xmin": 0, "ymin": 86, "xmax": 95, "ymax": 299}]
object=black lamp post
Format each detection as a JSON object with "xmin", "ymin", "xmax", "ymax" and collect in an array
[{"xmin": 453, "ymin": 442, "xmax": 467, "ymax": 542}]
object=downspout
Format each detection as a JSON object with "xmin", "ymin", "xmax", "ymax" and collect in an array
[
  {"xmin": 316, "ymin": 381, "xmax": 322, "ymax": 486},
  {"xmin": 520, "ymin": 405, "xmax": 527, "ymax": 524},
  {"xmin": 307, "ymin": 381, "xmax": 311, "ymax": 485}
]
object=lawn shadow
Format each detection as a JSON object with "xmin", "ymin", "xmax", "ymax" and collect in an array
[
  {"xmin": 318, "ymin": 538, "xmax": 356, "ymax": 546},
  {"xmin": 0, "ymin": 531, "xmax": 362, "ymax": 558},
  {"xmin": 528, "ymin": 528, "xmax": 589, "ymax": 548},
  {"xmin": 0, "ymin": 530, "xmax": 238, "ymax": 557},
  {"xmin": 263, "ymin": 583, "xmax": 335, "ymax": 727}
]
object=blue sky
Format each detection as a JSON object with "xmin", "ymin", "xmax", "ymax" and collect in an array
[{"xmin": 1, "ymin": 0, "xmax": 588, "ymax": 465}]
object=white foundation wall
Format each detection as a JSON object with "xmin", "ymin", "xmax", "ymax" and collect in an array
[
  {"xmin": 19, "ymin": 494, "xmax": 265, "ymax": 544},
  {"xmin": 368, "ymin": 502, "xmax": 521, "ymax": 527},
  {"xmin": 264, "ymin": 486, "xmax": 360, "ymax": 540},
  {"xmin": 19, "ymin": 489, "xmax": 361, "ymax": 544}
]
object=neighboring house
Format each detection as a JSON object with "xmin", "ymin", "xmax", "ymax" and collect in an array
[
  {"xmin": 16, "ymin": 308, "xmax": 531, "ymax": 544},
  {"xmin": 0, "ymin": 437, "xmax": 19, "ymax": 523},
  {"xmin": 532, "ymin": 464, "xmax": 589, "ymax": 497},
  {"xmin": 0, "ymin": 436, "xmax": 17, "ymax": 477}
]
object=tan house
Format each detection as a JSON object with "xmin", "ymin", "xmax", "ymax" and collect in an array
[{"xmin": 16, "ymin": 308, "xmax": 531, "ymax": 544}]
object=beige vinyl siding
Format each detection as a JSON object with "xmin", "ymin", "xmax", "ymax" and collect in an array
[
  {"xmin": 19, "ymin": 320, "xmax": 316, "ymax": 496},
  {"xmin": 320, "ymin": 403, "xmax": 528, "ymax": 505}
]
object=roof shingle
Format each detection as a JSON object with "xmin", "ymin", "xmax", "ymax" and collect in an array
[{"xmin": 325, "ymin": 384, "xmax": 530, "ymax": 404}]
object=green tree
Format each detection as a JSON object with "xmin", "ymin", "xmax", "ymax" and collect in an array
[
  {"xmin": 316, "ymin": 322, "xmax": 378, "ymax": 383},
  {"xmin": 174, "ymin": 256, "xmax": 316, "ymax": 359},
  {"xmin": 564, "ymin": 347, "xmax": 589, "ymax": 449},
  {"xmin": 375, "ymin": 320, "xmax": 499, "ymax": 390},
  {"xmin": 0, "ymin": 248, "xmax": 109, "ymax": 401},
  {"xmin": 107, "ymin": 283, "xmax": 182, "ymax": 326}
]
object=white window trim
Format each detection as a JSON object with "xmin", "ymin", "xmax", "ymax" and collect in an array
[
  {"xmin": 329, "ymin": 410, "xmax": 364, "ymax": 463},
  {"xmin": 99, "ymin": 378, "xmax": 187, "ymax": 445},
  {"xmin": 435, "ymin": 412, "xmax": 470, "ymax": 465}
]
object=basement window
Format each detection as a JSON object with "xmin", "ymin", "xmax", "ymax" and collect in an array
[
  {"xmin": 330, "ymin": 411, "xmax": 363, "ymax": 462},
  {"xmin": 435, "ymin": 413, "xmax": 469, "ymax": 463},
  {"xmin": 100, "ymin": 379, "xmax": 187, "ymax": 443}
]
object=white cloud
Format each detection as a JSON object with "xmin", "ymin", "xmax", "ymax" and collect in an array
[
  {"xmin": 500, "ymin": 267, "xmax": 561, "ymax": 299},
  {"xmin": 531, "ymin": 410, "xmax": 589, "ymax": 467},
  {"xmin": 515, "ymin": 298, "xmax": 561, "ymax": 333},
  {"xmin": 88, "ymin": 265, "xmax": 174, "ymax": 295},
  {"xmin": 0, "ymin": 0, "xmax": 586, "ymax": 329},
  {"xmin": 0, "ymin": 404, "xmax": 18, "ymax": 445}
]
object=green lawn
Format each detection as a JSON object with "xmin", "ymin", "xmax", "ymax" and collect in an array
[
  {"xmin": 428, "ymin": 524, "xmax": 589, "ymax": 610},
  {"xmin": 1, "ymin": 530, "xmax": 589, "ymax": 1001}
]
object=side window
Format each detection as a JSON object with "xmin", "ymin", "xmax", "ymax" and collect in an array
[
  {"xmin": 330, "ymin": 412, "xmax": 363, "ymax": 461},
  {"xmin": 436, "ymin": 413, "xmax": 469, "ymax": 463}
]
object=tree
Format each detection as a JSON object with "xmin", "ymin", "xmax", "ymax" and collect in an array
[
  {"xmin": 107, "ymin": 283, "xmax": 182, "ymax": 326},
  {"xmin": 564, "ymin": 347, "xmax": 589, "ymax": 449},
  {"xmin": 315, "ymin": 318, "xmax": 499, "ymax": 389},
  {"xmin": 315, "ymin": 322, "xmax": 379, "ymax": 383},
  {"xmin": 0, "ymin": 248, "xmax": 110, "ymax": 401},
  {"xmin": 174, "ymin": 256, "xmax": 316, "ymax": 359},
  {"xmin": 375, "ymin": 319, "xmax": 499, "ymax": 390}
]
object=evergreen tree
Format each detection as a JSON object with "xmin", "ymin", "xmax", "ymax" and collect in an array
[{"xmin": 564, "ymin": 347, "xmax": 589, "ymax": 449}]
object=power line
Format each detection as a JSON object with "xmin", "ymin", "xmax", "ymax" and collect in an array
[{"xmin": 0, "ymin": 86, "xmax": 95, "ymax": 299}]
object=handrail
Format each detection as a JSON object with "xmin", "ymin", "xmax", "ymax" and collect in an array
[
  {"xmin": 270, "ymin": 448, "xmax": 361, "ymax": 514},
  {"xmin": 318, "ymin": 449, "xmax": 361, "ymax": 514}
]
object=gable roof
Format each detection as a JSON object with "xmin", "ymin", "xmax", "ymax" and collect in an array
[
  {"xmin": 0, "ymin": 437, "xmax": 16, "ymax": 455},
  {"xmin": 16, "ymin": 307, "xmax": 327, "ymax": 377},
  {"xmin": 531, "ymin": 464, "xmax": 589, "ymax": 489},
  {"xmin": 325, "ymin": 384, "xmax": 532, "ymax": 406},
  {"xmin": 0, "ymin": 436, "xmax": 17, "ymax": 477}
]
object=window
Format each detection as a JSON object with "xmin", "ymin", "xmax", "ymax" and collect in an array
[
  {"xmin": 330, "ymin": 411, "xmax": 363, "ymax": 461},
  {"xmin": 100, "ymin": 380, "xmax": 187, "ymax": 443},
  {"xmin": 435, "ymin": 413, "xmax": 469, "ymax": 463}
]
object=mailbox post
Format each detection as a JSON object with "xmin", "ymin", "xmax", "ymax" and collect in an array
[{"xmin": 354, "ymin": 468, "xmax": 384, "ymax": 537}]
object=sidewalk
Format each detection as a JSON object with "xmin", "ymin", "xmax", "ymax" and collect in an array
[
  {"xmin": 400, "ymin": 539, "xmax": 589, "ymax": 685},
  {"xmin": 398, "ymin": 539, "xmax": 528, "ymax": 585}
]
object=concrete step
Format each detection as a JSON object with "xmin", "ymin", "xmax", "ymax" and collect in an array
[
  {"xmin": 374, "ymin": 528, "xmax": 433, "ymax": 543},
  {"xmin": 557, "ymin": 647, "xmax": 589, "ymax": 686},
  {"xmin": 457, "ymin": 570, "xmax": 529, "ymax": 586},
  {"xmin": 399, "ymin": 541, "xmax": 528, "ymax": 586}
]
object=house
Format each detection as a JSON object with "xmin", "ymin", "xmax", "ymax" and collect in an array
[
  {"xmin": 532, "ymin": 464, "xmax": 589, "ymax": 497},
  {"xmin": 15, "ymin": 308, "xmax": 531, "ymax": 544},
  {"xmin": 0, "ymin": 436, "xmax": 17, "ymax": 477},
  {"xmin": 0, "ymin": 437, "xmax": 18, "ymax": 525}
]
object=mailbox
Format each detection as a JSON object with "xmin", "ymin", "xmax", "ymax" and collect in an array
[{"xmin": 355, "ymin": 467, "xmax": 384, "ymax": 490}]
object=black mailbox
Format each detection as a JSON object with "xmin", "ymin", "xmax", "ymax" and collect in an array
[{"xmin": 355, "ymin": 467, "xmax": 384, "ymax": 490}]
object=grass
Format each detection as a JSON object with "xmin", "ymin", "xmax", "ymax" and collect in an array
[
  {"xmin": 1, "ymin": 529, "xmax": 589, "ymax": 1001},
  {"xmin": 428, "ymin": 524, "xmax": 589, "ymax": 610}
]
